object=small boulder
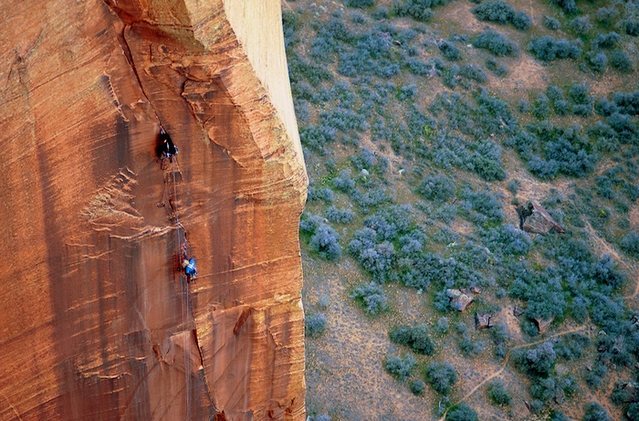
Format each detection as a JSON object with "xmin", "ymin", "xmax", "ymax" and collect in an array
[
  {"xmin": 516, "ymin": 201, "xmax": 565, "ymax": 234},
  {"xmin": 615, "ymin": 381, "xmax": 639, "ymax": 404},
  {"xmin": 446, "ymin": 289, "xmax": 474, "ymax": 312},
  {"xmin": 475, "ymin": 313, "xmax": 494, "ymax": 329},
  {"xmin": 533, "ymin": 316, "xmax": 554, "ymax": 334}
]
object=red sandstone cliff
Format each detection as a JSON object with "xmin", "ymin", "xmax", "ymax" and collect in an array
[{"xmin": 0, "ymin": 1, "xmax": 307, "ymax": 419}]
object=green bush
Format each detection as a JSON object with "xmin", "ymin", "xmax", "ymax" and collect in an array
[
  {"xmin": 624, "ymin": 19, "xmax": 639, "ymax": 36},
  {"xmin": 309, "ymin": 224, "xmax": 342, "ymax": 260},
  {"xmin": 609, "ymin": 50, "xmax": 633, "ymax": 73},
  {"xmin": 533, "ymin": 94, "xmax": 550, "ymax": 119},
  {"xmin": 529, "ymin": 36, "xmax": 582, "ymax": 62},
  {"xmin": 488, "ymin": 380, "xmax": 512, "ymax": 405},
  {"xmin": 345, "ymin": 0, "xmax": 376, "ymax": 8},
  {"xmin": 393, "ymin": 0, "xmax": 448, "ymax": 22},
  {"xmin": 486, "ymin": 58, "xmax": 508, "ymax": 76},
  {"xmin": 350, "ymin": 282, "xmax": 389, "ymax": 315},
  {"xmin": 410, "ymin": 379, "xmax": 426, "ymax": 395},
  {"xmin": 472, "ymin": 0, "xmax": 530, "ymax": 30},
  {"xmin": 472, "ymin": 0, "xmax": 515, "ymax": 23},
  {"xmin": 446, "ymin": 403, "xmax": 478, "ymax": 421},
  {"xmin": 461, "ymin": 187, "xmax": 504, "ymax": 224},
  {"xmin": 514, "ymin": 341, "xmax": 557, "ymax": 377},
  {"xmin": 583, "ymin": 402, "xmax": 611, "ymax": 421},
  {"xmin": 595, "ymin": 7, "xmax": 618, "ymax": 25},
  {"xmin": 460, "ymin": 64, "xmax": 487, "ymax": 83},
  {"xmin": 305, "ymin": 313, "xmax": 327, "ymax": 337},
  {"xmin": 439, "ymin": 40, "xmax": 462, "ymax": 61},
  {"xmin": 594, "ymin": 32, "xmax": 620, "ymax": 49},
  {"xmin": 424, "ymin": 361, "xmax": 457, "ymax": 394},
  {"xmin": 384, "ymin": 354, "xmax": 416, "ymax": 380},
  {"xmin": 390, "ymin": 324, "xmax": 436, "ymax": 355},
  {"xmin": 543, "ymin": 15, "xmax": 561, "ymax": 30},
  {"xmin": 588, "ymin": 51, "xmax": 607, "ymax": 73},
  {"xmin": 570, "ymin": 16, "xmax": 592, "ymax": 35},
  {"xmin": 326, "ymin": 206, "xmax": 354, "ymax": 224},
  {"xmin": 620, "ymin": 231, "xmax": 639, "ymax": 257},
  {"xmin": 473, "ymin": 30, "xmax": 519, "ymax": 56},
  {"xmin": 418, "ymin": 174, "xmax": 455, "ymax": 202},
  {"xmin": 551, "ymin": 0, "xmax": 576, "ymax": 14}
]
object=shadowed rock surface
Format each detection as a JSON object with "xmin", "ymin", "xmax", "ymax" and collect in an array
[
  {"xmin": 517, "ymin": 201, "xmax": 565, "ymax": 235},
  {"xmin": 0, "ymin": 1, "xmax": 307, "ymax": 419},
  {"xmin": 446, "ymin": 289, "xmax": 474, "ymax": 312}
]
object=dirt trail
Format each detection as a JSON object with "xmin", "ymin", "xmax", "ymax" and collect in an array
[
  {"xmin": 583, "ymin": 222, "xmax": 639, "ymax": 300},
  {"xmin": 438, "ymin": 326, "xmax": 587, "ymax": 421}
]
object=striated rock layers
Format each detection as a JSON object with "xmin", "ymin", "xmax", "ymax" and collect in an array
[{"xmin": 0, "ymin": 0, "xmax": 307, "ymax": 419}]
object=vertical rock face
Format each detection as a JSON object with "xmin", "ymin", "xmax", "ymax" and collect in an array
[{"xmin": 0, "ymin": 0, "xmax": 306, "ymax": 419}]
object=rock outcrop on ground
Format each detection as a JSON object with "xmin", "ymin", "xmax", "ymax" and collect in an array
[
  {"xmin": 0, "ymin": 1, "xmax": 306, "ymax": 419},
  {"xmin": 517, "ymin": 201, "xmax": 565, "ymax": 235}
]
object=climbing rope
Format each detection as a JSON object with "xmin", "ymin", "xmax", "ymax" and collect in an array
[{"xmin": 160, "ymin": 148, "xmax": 194, "ymax": 417}]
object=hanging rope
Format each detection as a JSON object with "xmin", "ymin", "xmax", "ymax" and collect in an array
[{"xmin": 159, "ymin": 147, "xmax": 194, "ymax": 417}]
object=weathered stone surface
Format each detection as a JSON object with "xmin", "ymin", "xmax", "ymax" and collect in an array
[
  {"xmin": 475, "ymin": 313, "xmax": 494, "ymax": 329},
  {"xmin": 517, "ymin": 201, "xmax": 565, "ymax": 235},
  {"xmin": 533, "ymin": 317, "xmax": 554, "ymax": 334},
  {"xmin": 0, "ymin": 1, "xmax": 306, "ymax": 419},
  {"xmin": 446, "ymin": 289, "xmax": 474, "ymax": 312}
]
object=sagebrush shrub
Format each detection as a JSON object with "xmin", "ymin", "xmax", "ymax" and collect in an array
[
  {"xmin": 620, "ymin": 231, "xmax": 639, "ymax": 257},
  {"xmin": 460, "ymin": 64, "xmax": 487, "ymax": 83},
  {"xmin": 570, "ymin": 16, "xmax": 592, "ymax": 35},
  {"xmin": 486, "ymin": 58, "xmax": 508, "ymax": 76},
  {"xmin": 473, "ymin": 30, "xmax": 518, "ymax": 56},
  {"xmin": 609, "ymin": 50, "xmax": 633, "ymax": 73},
  {"xmin": 543, "ymin": 15, "xmax": 561, "ymax": 30},
  {"xmin": 594, "ymin": 32, "xmax": 620, "ymax": 49},
  {"xmin": 390, "ymin": 324, "xmax": 436, "ymax": 355},
  {"xmin": 309, "ymin": 224, "xmax": 342, "ymax": 260},
  {"xmin": 350, "ymin": 282, "xmax": 389, "ymax": 314},
  {"xmin": 446, "ymin": 404, "xmax": 478, "ymax": 421},
  {"xmin": 439, "ymin": 40, "xmax": 462, "ymax": 61},
  {"xmin": 384, "ymin": 354, "xmax": 416, "ymax": 380},
  {"xmin": 595, "ymin": 7, "xmax": 618, "ymax": 25},
  {"xmin": 551, "ymin": 0, "xmax": 576, "ymax": 14},
  {"xmin": 345, "ymin": 0, "xmax": 376, "ymax": 8},
  {"xmin": 424, "ymin": 361, "xmax": 457, "ymax": 394},
  {"xmin": 472, "ymin": 0, "xmax": 531, "ymax": 31},
  {"xmin": 418, "ymin": 174, "xmax": 455, "ymax": 201},
  {"xmin": 624, "ymin": 19, "xmax": 639, "ymax": 36},
  {"xmin": 529, "ymin": 36, "xmax": 581, "ymax": 61},
  {"xmin": 588, "ymin": 51, "xmax": 607, "ymax": 73},
  {"xmin": 514, "ymin": 341, "xmax": 557, "ymax": 376},
  {"xmin": 410, "ymin": 379, "xmax": 425, "ymax": 395},
  {"xmin": 583, "ymin": 402, "xmax": 611, "ymax": 421},
  {"xmin": 326, "ymin": 206, "xmax": 354, "ymax": 224},
  {"xmin": 305, "ymin": 313, "xmax": 327, "ymax": 337},
  {"xmin": 488, "ymin": 380, "xmax": 512, "ymax": 405}
]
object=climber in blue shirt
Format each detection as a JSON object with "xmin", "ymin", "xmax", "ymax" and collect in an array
[{"xmin": 182, "ymin": 257, "xmax": 197, "ymax": 281}]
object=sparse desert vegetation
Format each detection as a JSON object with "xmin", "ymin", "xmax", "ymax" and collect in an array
[{"xmin": 290, "ymin": 0, "xmax": 639, "ymax": 419}]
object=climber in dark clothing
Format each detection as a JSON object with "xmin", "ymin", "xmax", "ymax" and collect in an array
[
  {"xmin": 157, "ymin": 127, "xmax": 178, "ymax": 160},
  {"xmin": 517, "ymin": 202, "xmax": 534, "ymax": 229}
]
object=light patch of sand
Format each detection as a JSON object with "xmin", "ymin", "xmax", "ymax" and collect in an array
[
  {"xmin": 491, "ymin": 54, "xmax": 548, "ymax": 94},
  {"xmin": 438, "ymin": 1, "xmax": 484, "ymax": 32}
]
